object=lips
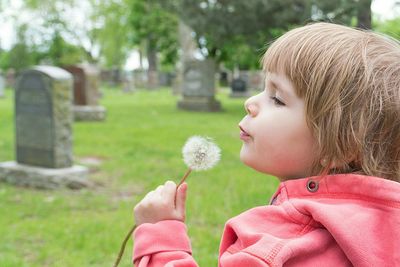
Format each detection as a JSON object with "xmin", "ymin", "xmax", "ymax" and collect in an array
[{"xmin": 239, "ymin": 125, "xmax": 252, "ymax": 140}]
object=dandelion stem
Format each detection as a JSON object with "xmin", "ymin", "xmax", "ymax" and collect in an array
[
  {"xmin": 113, "ymin": 225, "xmax": 136, "ymax": 267},
  {"xmin": 178, "ymin": 168, "xmax": 192, "ymax": 187}
]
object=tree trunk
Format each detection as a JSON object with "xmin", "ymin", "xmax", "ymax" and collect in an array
[
  {"xmin": 357, "ymin": 0, "xmax": 372, "ymax": 29},
  {"xmin": 146, "ymin": 39, "xmax": 158, "ymax": 89}
]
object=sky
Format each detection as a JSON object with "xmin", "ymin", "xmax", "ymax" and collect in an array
[{"xmin": 0, "ymin": 0, "xmax": 399, "ymax": 70}]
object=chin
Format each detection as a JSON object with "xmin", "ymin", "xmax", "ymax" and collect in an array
[
  {"xmin": 239, "ymin": 149, "xmax": 261, "ymax": 171},
  {"xmin": 239, "ymin": 146, "xmax": 249, "ymax": 164}
]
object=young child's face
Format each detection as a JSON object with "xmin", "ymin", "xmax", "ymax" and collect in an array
[{"xmin": 239, "ymin": 72, "xmax": 318, "ymax": 181}]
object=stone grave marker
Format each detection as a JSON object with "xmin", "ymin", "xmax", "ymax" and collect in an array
[
  {"xmin": 0, "ymin": 73, "xmax": 4, "ymax": 98},
  {"xmin": 230, "ymin": 78, "xmax": 250, "ymax": 98},
  {"xmin": 177, "ymin": 59, "xmax": 221, "ymax": 111},
  {"xmin": 122, "ymin": 71, "xmax": 135, "ymax": 93},
  {"xmin": 0, "ymin": 65, "xmax": 89, "ymax": 189},
  {"xmin": 63, "ymin": 64, "xmax": 106, "ymax": 121},
  {"xmin": 6, "ymin": 69, "xmax": 15, "ymax": 88}
]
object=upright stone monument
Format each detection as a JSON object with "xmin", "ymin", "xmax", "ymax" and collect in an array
[
  {"xmin": 173, "ymin": 21, "xmax": 198, "ymax": 95},
  {"xmin": 63, "ymin": 64, "xmax": 106, "ymax": 121},
  {"xmin": 230, "ymin": 78, "xmax": 250, "ymax": 98},
  {"xmin": 0, "ymin": 66, "xmax": 89, "ymax": 189},
  {"xmin": 122, "ymin": 71, "xmax": 135, "ymax": 93},
  {"xmin": 177, "ymin": 59, "xmax": 221, "ymax": 112},
  {"xmin": 0, "ymin": 73, "xmax": 5, "ymax": 98},
  {"xmin": 6, "ymin": 69, "xmax": 15, "ymax": 88}
]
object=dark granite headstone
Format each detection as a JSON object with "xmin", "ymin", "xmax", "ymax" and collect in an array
[
  {"xmin": 231, "ymin": 78, "xmax": 247, "ymax": 92},
  {"xmin": 230, "ymin": 72, "xmax": 253, "ymax": 98},
  {"xmin": 15, "ymin": 66, "xmax": 73, "ymax": 168},
  {"xmin": 219, "ymin": 71, "xmax": 228, "ymax": 87}
]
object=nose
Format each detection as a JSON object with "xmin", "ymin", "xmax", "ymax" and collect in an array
[{"xmin": 244, "ymin": 95, "xmax": 259, "ymax": 117}]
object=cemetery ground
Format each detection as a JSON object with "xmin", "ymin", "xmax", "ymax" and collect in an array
[{"xmin": 0, "ymin": 87, "xmax": 278, "ymax": 267}]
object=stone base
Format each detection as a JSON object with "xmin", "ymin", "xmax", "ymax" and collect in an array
[
  {"xmin": 0, "ymin": 161, "xmax": 90, "ymax": 189},
  {"xmin": 230, "ymin": 91, "xmax": 251, "ymax": 98},
  {"xmin": 177, "ymin": 96, "xmax": 221, "ymax": 112},
  {"xmin": 73, "ymin": 105, "xmax": 106, "ymax": 121}
]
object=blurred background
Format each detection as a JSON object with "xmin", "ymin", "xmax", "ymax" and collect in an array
[
  {"xmin": 0, "ymin": 0, "xmax": 399, "ymax": 87},
  {"xmin": 0, "ymin": 1, "xmax": 399, "ymax": 266}
]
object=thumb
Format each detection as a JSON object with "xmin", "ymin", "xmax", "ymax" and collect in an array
[{"xmin": 175, "ymin": 182, "xmax": 188, "ymax": 218}]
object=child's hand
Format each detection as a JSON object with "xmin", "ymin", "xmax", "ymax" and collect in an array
[{"xmin": 133, "ymin": 181, "xmax": 188, "ymax": 226}]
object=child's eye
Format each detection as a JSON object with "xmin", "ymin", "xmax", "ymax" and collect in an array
[{"xmin": 270, "ymin": 96, "xmax": 285, "ymax": 106}]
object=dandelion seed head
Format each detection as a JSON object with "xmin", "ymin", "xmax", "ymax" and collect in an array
[{"xmin": 182, "ymin": 136, "xmax": 221, "ymax": 171}]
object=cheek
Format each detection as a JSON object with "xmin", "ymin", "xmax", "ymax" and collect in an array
[{"xmin": 239, "ymin": 115, "xmax": 317, "ymax": 177}]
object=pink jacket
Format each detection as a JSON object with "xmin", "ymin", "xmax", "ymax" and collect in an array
[{"xmin": 133, "ymin": 174, "xmax": 400, "ymax": 266}]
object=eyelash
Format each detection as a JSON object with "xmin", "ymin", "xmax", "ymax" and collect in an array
[{"xmin": 270, "ymin": 96, "xmax": 285, "ymax": 106}]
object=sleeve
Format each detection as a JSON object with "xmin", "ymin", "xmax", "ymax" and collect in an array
[{"xmin": 133, "ymin": 220, "xmax": 199, "ymax": 267}]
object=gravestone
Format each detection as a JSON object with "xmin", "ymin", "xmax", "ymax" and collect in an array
[
  {"xmin": 219, "ymin": 71, "xmax": 229, "ymax": 87},
  {"xmin": 0, "ymin": 66, "xmax": 89, "ymax": 189},
  {"xmin": 6, "ymin": 69, "xmax": 15, "ymax": 88},
  {"xmin": 133, "ymin": 69, "xmax": 147, "ymax": 88},
  {"xmin": 0, "ymin": 73, "xmax": 4, "ymax": 98},
  {"xmin": 230, "ymin": 78, "xmax": 250, "ymax": 98},
  {"xmin": 63, "ymin": 64, "xmax": 106, "ymax": 121},
  {"xmin": 100, "ymin": 69, "xmax": 113, "ymax": 86},
  {"xmin": 177, "ymin": 59, "xmax": 221, "ymax": 112},
  {"xmin": 174, "ymin": 21, "xmax": 198, "ymax": 95},
  {"xmin": 122, "ymin": 71, "xmax": 135, "ymax": 93}
]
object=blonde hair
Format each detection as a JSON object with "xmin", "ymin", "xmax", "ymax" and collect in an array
[{"xmin": 262, "ymin": 22, "xmax": 400, "ymax": 181}]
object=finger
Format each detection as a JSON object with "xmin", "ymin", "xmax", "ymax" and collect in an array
[
  {"xmin": 155, "ymin": 185, "xmax": 163, "ymax": 194},
  {"xmin": 163, "ymin": 180, "xmax": 176, "ymax": 198},
  {"xmin": 175, "ymin": 182, "xmax": 188, "ymax": 216},
  {"xmin": 144, "ymin": 190, "xmax": 154, "ymax": 199}
]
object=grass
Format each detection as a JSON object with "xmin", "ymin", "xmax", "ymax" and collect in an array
[{"xmin": 0, "ymin": 86, "xmax": 279, "ymax": 266}]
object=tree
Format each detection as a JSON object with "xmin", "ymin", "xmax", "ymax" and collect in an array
[
  {"xmin": 7, "ymin": 24, "xmax": 35, "ymax": 71},
  {"xmin": 128, "ymin": 0, "xmax": 179, "ymax": 86},
  {"xmin": 90, "ymin": 0, "xmax": 132, "ymax": 69},
  {"xmin": 357, "ymin": 0, "xmax": 372, "ymax": 29},
  {"xmin": 21, "ymin": 0, "xmax": 99, "ymax": 64},
  {"xmin": 45, "ymin": 31, "xmax": 84, "ymax": 66},
  {"xmin": 159, "ymin": 0, "xmax": 368, "ymax": 70}
]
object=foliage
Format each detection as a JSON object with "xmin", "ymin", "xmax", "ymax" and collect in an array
[
  {"xmin": 157, "ymin": 0, "xmax": 363, "ymax": 69},
  {"xmin": 20, "ymin": 0, "xmax": 103, "ymax": 65},
  {"xmin": 0, "ymin": 50, "xmax": 10, "ymax": 71},
  {"xmin": 45, "ymin": 32, "xmax": 85, "ymax": 66},
  {"xmin": 1, "ymin": 0, "xmax": 376, "ymax": 72},
  {"xmin": 128, "ymin": 0, "xmax": 179, "ymax": 70},
  {"xmin": 90, "ymin": 0, "xmax": 132, "ymax": 68},
  {"xmin": 4, "ymin": 24, "xmax": 35, "ymax": 71},
  {"xmin": 374, "ymin": 17, "xmax": 400, "ymax": 40}
]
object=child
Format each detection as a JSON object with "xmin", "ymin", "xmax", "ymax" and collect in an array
[{"xmin": 132, "ymin": 22, "xmax": 400, "ymax": 266}]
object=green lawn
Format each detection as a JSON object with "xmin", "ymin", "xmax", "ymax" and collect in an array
[{"xmin": 0, "ymin": 87, "xmax": 278, "ymax": 267}]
